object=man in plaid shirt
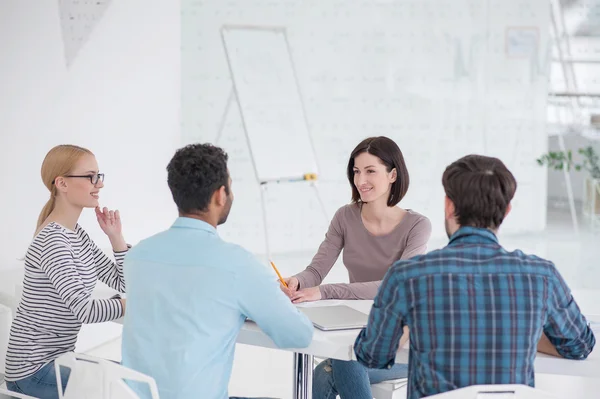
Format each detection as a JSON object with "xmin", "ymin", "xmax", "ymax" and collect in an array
[{"xmin": 354, "ymin": 155, "xmax": 596, "ymax": 399}]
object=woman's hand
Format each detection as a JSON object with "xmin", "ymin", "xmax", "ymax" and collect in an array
[
  {"xmin": 119, "ymin": 298, "xmax": 126, "ymax": 316},
  {"xmin": 280, "ymin": 276, "xmax": 299, "ymax": 298},
  {"xmin": 96, "ymin": 207, "xmax": 127, "ymax": 252},
  {"xmin": 290, "ymin": 286, "xmax": 322, "ymax": 304}
]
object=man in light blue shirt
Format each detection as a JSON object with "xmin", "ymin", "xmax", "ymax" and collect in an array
[{"xmin": 121, "ymin": 143, "xmax": 314, "ymax": 399}]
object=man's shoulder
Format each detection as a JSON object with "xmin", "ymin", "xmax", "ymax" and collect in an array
[
  {"xmin": 219, "ymin": 241, "xmax": 260, "ymax": 264},
  {"xmin": 505, "ymin": 248, "xmax": 559, "ymax": 277},
  {"xmin": 129, "ymin": 230, "xmax": 263, "ymax": 270},
  {"xmin": 129, "ymin": 229, "xmax": 245, "ymax": 255},
  {"xmin": 126, "ymin": 229, "xmax": 173, "ymax": 258},
  {"xmin": 507, "ymin": 248, "xmax": 555, "ymax": 264},
  {"xmin": 389, "ymin": 245, "xmax": 558, "ymax": 278},
  {"xmin": 388, "ymin": 248, "xmax": 441, "ymax": 276}
]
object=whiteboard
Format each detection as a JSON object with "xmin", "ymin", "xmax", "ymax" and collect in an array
[{"xmin": 221, "ymin": 26, "xmax": 318, "ymax": 183}]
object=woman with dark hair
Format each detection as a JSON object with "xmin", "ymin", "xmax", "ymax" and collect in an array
[{"xmin": 282, "ymin": 136, "xmax": 432, "ymax": 399}]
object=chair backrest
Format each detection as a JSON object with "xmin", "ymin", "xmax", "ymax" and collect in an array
[
  {"xmin": 0, "ymin": 304, "xmax": 12, "ymax": 375},
  {"xmin": 0, "ymin": 387, "xmax": 38, "ymax": 399},
  {"xmin": 427, "ymin": 385, "xmax": 560, "ymax": 399},
  {"xmin": 54, "ymin": 352, "xmax": 160, "ymax": 399}
]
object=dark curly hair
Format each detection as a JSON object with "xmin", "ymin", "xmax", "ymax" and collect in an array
[
  {"xmin": 442, "ymin": 155, "xmax": 517, "ymax": 230},
  {"xmin": 167, "ymin": 143, "xmax": 230, "ymax": 214}
]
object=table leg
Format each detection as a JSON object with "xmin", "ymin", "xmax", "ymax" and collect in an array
[{"xmin": 293, "ymin": 352, "xmax": 313, "ymax": 399}]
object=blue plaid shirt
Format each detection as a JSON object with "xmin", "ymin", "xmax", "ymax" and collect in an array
[{"xmin": 354, "ymin": 227, "xmax": 595, "ymax": 399}]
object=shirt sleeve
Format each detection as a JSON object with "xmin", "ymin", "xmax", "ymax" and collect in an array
[
  {"xmin": 90, "ymin": 238, "xmax": 128, "ymax": 293},
  {"xmin": 40, "ymin": 234, "xmax": 124, "ymax": 324},
  {"xmin": 399, "ymin": 216, "xmax": 432, "ymax": 260},
  {"xmin": 237, "ymin": 252, "xmax": 314, "ymax": 349},
  {"xmin": 294, "ymin": 207, "xmax": 345, "ymax": 289},
  {"xmin": 544, "ymin": 266, "xmax": 596, "ymax": 359},
  {"xmin": 320, "ymin": 281, "xmax": 381, "ymax": 300},
  {"xmin": 354, "ymin": 265, "xmax": 407, "ymax": 369}
]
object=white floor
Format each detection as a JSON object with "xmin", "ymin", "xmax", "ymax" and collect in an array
[{"xmin": 80, "ymin": 206, "xmax": 600, "ymax": 399}]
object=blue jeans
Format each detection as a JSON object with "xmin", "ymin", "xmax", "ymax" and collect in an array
[
  {"xmin": 6, "ymin": 361, "xmax": 70, "ymax": 399},
  {"xmin": 313, "ymin": 359, "xmax": 408, "ymax": 399}
]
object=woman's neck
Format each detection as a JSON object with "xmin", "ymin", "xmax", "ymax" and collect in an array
[
  {"xmin": 45, "ymin": 200, "xmax": 83, "ymax": 231},
  {"xmin": 361, "ymin": 198, "xmax": 397, "ymax": 225}
]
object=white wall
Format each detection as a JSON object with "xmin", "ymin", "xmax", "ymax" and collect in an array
[
  {"xmin": 0, "ymin": 0, "xmax": 553, "ymax": 267},
  {"xmin": 182, "ymin": 0, "xmax": 551, "ymax": 255},
  {"xmin": 0, "ymin": 0, "xmax": 180, "ymax": 269}
]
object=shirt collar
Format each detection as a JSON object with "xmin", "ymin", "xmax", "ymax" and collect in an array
[
  {"xmin": 171, "ymin": 217, "xmax": 217, "ymax": 235},
  {"xmin": 448, "ymin": 226, "xmax": 499, "ymax": 246}
]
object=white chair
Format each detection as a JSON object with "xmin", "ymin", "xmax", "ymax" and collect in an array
[
  {"xmin": 0, "ymin": 387, "xmax": 39, "ymax": 398},
  {"xmin": 371, "ymin": 378, "xmax": 408, "ymax": 399},
  {"xmin": 0, "ymin": 303, "xmax": 13, "ymax": 377},
  {"xmin": 54, "ymin": 352, "xmax": 160, "ymax": 399},
  {"xmin": 426, "ymin": 384, "xmax": 561, "ymax": 398}
]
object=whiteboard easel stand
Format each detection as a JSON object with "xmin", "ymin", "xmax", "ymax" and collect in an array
[{"xmin": 216, "ymin": 25, "xmax": 329, "ymax": 262}]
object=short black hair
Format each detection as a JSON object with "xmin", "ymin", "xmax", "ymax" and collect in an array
[
  {"xmin": 166, "ymin": 143, "xmax": 229, "ymax": 214},
  {"xmin": 347, "ymin": 136, "xmax": 410, "ymax": 207},
  {"xmin": 442, "ymin": 155, "xmax": 517, "ymax": 230}
]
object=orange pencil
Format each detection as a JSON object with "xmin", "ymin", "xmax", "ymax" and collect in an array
[{"xmin": 270, "ymin": 261, "xmax": 288, "ymax": 288}]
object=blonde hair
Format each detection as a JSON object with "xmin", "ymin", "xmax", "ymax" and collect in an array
[{"xmin": 36, "ymin": 145, "xmax": 94, "ymax": 230}]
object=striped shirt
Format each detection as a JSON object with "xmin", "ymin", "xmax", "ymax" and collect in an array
[
  {"xmin": 354, "ymin": 227, "xmax": 596, "ymax": 399},
  {"xmin": 4, "ymin": 222, "xmax": 127, "ymax": 381}
]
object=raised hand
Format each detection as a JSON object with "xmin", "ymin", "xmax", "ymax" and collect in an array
[{"xmin": 95, "ymin": 206, "xmax": 127, "ymax": 251}]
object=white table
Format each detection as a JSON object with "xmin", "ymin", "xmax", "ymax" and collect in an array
[
  {"xmin": 535, "ymin": 373, "xmax": 600, "ymax": 399},
  {"xmin": 237, "ymin": 301, "xmax": 372, "ymax": 399},
  {"xmin": 237, "ymin": 300, "xmax": 600, "ymax": 399},
  {"xmin": 534, "ymin": 329, "xmax": 600, "ymax": 378}
]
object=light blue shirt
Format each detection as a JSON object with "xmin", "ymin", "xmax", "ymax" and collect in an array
[{"xmin": 121, "ymin": 217, "xmax": 314, "ymax": 399}]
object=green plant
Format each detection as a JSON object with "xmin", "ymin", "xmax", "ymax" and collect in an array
[
  {"xmin": 537, "ymin": 146, "xmax": 600, "ymax": 180},
  {"xmin": 579, "ymin": 146, "xmax": 600, "ymax": 179}
]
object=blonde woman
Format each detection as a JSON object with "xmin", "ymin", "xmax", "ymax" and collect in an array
[{"xmin": 5, "ymin": 145, "xmax": 128, "ymax": 399}]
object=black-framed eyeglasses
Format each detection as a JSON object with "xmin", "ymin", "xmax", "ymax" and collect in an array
[{"xmin": 61, "ymin": 173, "xmax": 105, "ymax": 185}]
